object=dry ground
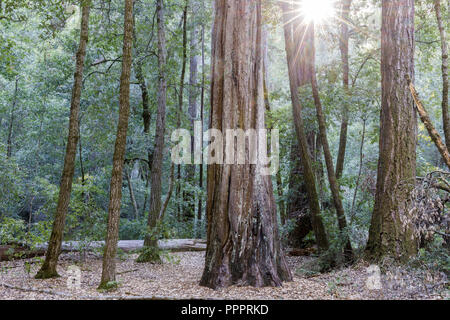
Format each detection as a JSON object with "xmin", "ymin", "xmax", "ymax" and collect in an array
[{"xmin": 0, "ymin": 251, "xmax": 448, "ymax": 300}]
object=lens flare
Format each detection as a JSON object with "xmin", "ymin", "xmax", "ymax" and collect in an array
[{"xmin": 300, "ymin": 0, "xmax": 336, "ymax": 23}]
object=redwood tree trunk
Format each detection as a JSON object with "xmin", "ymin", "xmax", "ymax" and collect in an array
[
  {"xmin": 98, "ymin": 0, "xmax": 134, "ymax": 288},
  {"xmin": 200, "ymin": 0, "xmax": 292, "ymax": 289},
  {"xmin": 35, "ymin": 1, "xmax": 91, "ymax": 279},
  {"xmin": 366, "ymin": 0, "xmax": 418, "ymax": 262}
]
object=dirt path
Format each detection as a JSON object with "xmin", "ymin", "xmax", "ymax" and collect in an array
[{"xmin": 0, "ymin": 252, "xmax": 447, "ymax": 300}]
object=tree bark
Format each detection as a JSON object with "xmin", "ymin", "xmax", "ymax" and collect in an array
[
  {"xmin": 434, "ymin": 0, "xmax": 449, "ymax": 151},
  {"xmin": 142, "ymin": 0, "xmax": 167, "ymax": 250},
  {"xmin": 35, "ymin": 1, "xmax": 91, "ymax": 279},
  {"xmin": 335, "ymin": 0, "xmax": 352, "ymax": 180},
  {"xmin": 280, "ymin": 0, "xmax": 329, "ymax": 252},
  {"xmin": 200, "ymin": 0, "xmax": 292, "ymax": 289},
  {"xmin": 98, "ymin": 0, "xmax": 134, "ymax": 288},
  {"xmin": 309, "ymin": 23, "xmax": 353, "ymax": 260},
  {"xmin": 366, "ymin": 0, "xmax": 418, "ymax": 262}
]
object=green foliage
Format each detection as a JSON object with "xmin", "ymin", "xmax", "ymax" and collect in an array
[{"xmin": 0, "ymin": 217, "xmax": 26, "ymax": 244}]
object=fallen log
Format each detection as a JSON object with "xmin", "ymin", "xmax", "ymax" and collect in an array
[
  {"xmin": 34, "ymin": 239, "xmax": 207, "ymax": 254},
  {"xmin": 0, "ymin": 244, "xmax": 46, "ymax": 262}
]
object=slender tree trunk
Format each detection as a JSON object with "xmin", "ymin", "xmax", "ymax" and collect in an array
[
  {"xmin": 434, "ymin": 0, "xmax": 449, "ymax": 151},
  {"xmin": 141, "ymin": 0, "xmax": 167, "ymax": 251},
  {"xmin": 197, "ymin": 19, "xmax": 205, "ymax": 222},
  {"xmin": 125, "ymin": 166, "xmax": 139, "ymax": 219},
  {"xmin": 335, "ymin": 0, "xmax": 352, "ymax": 180},
  {"xmin": 176, "ymin": 1, "xmax": 188, "ymax": 221},
  {"xmin": 200, "ymin": 0, "xmax": 292, "ymax": 289},
  {"xmin": 186, "ymin": 6, "xmax": 199, "ymax": 220},
  {"xmin": 35, "ymin": 1, "xmax": 91, "ymax": 279},
  {"xmin": 98, "ymin": 0, "xmax": 134, "ymax": 288},
  {"xmin": 280, "ymin": 0, "xmax": 329, "ymax": 252},
  {"xmin": 6, "ymin": 77, "xmax": 18, "ymax": 158},
  {"xmin": 350, "ymin": 118, "xmax": 366, "ymax": 224},
  {"xmin": 309, "ymin": 23, "xmax": 353, "ymax": 260},
  {"xmin": 366, "ymin": 0, "xmax": 418, "ymax": 262},
  {"xmin": 132, "ymin": 11, "xmax": 152, "ymax": 169},
  {"xmin": 159, "ymin": 163, "xmax": 175, "ymax": 221},
  {"xmin": 262, "ymin": 26, "xmax": 286, "ymax": 225}
]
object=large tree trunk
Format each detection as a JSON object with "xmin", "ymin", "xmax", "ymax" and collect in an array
[
  {"xmin": 280, "ymin": 0, "xmax": 329, "ymax": 252},
  {"xmin": 434, "ymin": 0, "xmax": 449, "ymax": 151},
  {"xmin": 309, "ymin": 23, "xmax": 353, "ymax": 260},
  {"xmin": 365, "ymin": 0, "xmax": 418, "ymax": 262},
  {"xmin": 35, "ymin": 1, "xmax": 91, "ymax": 279},
  {"xmin": 141, "ymin": 0, "xmax": 167, "ymax": 251},
  {"xmin": 98, "ymin": 0, "xmax": 134, "ymax": 289},
  {"xmin": 335, "ymin": 0, "xmax": 352, "ymax": 179},
  {"xmin": 200, "ymin": 0, "xmax": 292, "ymax": 289}
]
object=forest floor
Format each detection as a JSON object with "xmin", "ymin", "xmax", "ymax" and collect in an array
[{"xmin": 0, "ymin": 251, "xmax": 448, "ymax": 300}]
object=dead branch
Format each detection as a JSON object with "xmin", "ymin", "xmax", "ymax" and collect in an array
[{"xmin": 406, "ymin": 75, "xmax": 450, "ymax": 169}]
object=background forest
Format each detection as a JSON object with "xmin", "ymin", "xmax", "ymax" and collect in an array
[{"xmin": 0, "ymin": 0, "xmax": 449, "ymax": 298}]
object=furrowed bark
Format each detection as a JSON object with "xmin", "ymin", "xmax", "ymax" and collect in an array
[
  {"xmin": 98, "ymin": 0, "xmax": 134, "ymax": 288},
  {"xmin": 200, "ymin": 0, "xmax": 292, "ymax": 289},
  {"xmin": 35, "ymin": 1, "xmax": 91, "ymax": 279},
  {"xmin": 366, "ymin": 0, "xmax": 418, "ymax": 262}
]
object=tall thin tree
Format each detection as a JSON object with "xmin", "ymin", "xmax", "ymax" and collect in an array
[
  {"xmin": 98, "ymin": 0, "xmax": 134, "ymax": 289},
  {"xmin": 138, "ymin": 0, "xmax": 168, "ymax": 260},
  {"xmin": 35, "ymin": 0, "xmax": 91, "ymax": 279},
  {"xmin": 335, "ymin": 0, "xmax": 352, "ymax": 179},
  {"xmin": 280, "ymin": 0, "xmax": 329, "ymax": 252},
  {"xmin": 309, "ymin": 23, "xmax": 353, "ymax": 260}
]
